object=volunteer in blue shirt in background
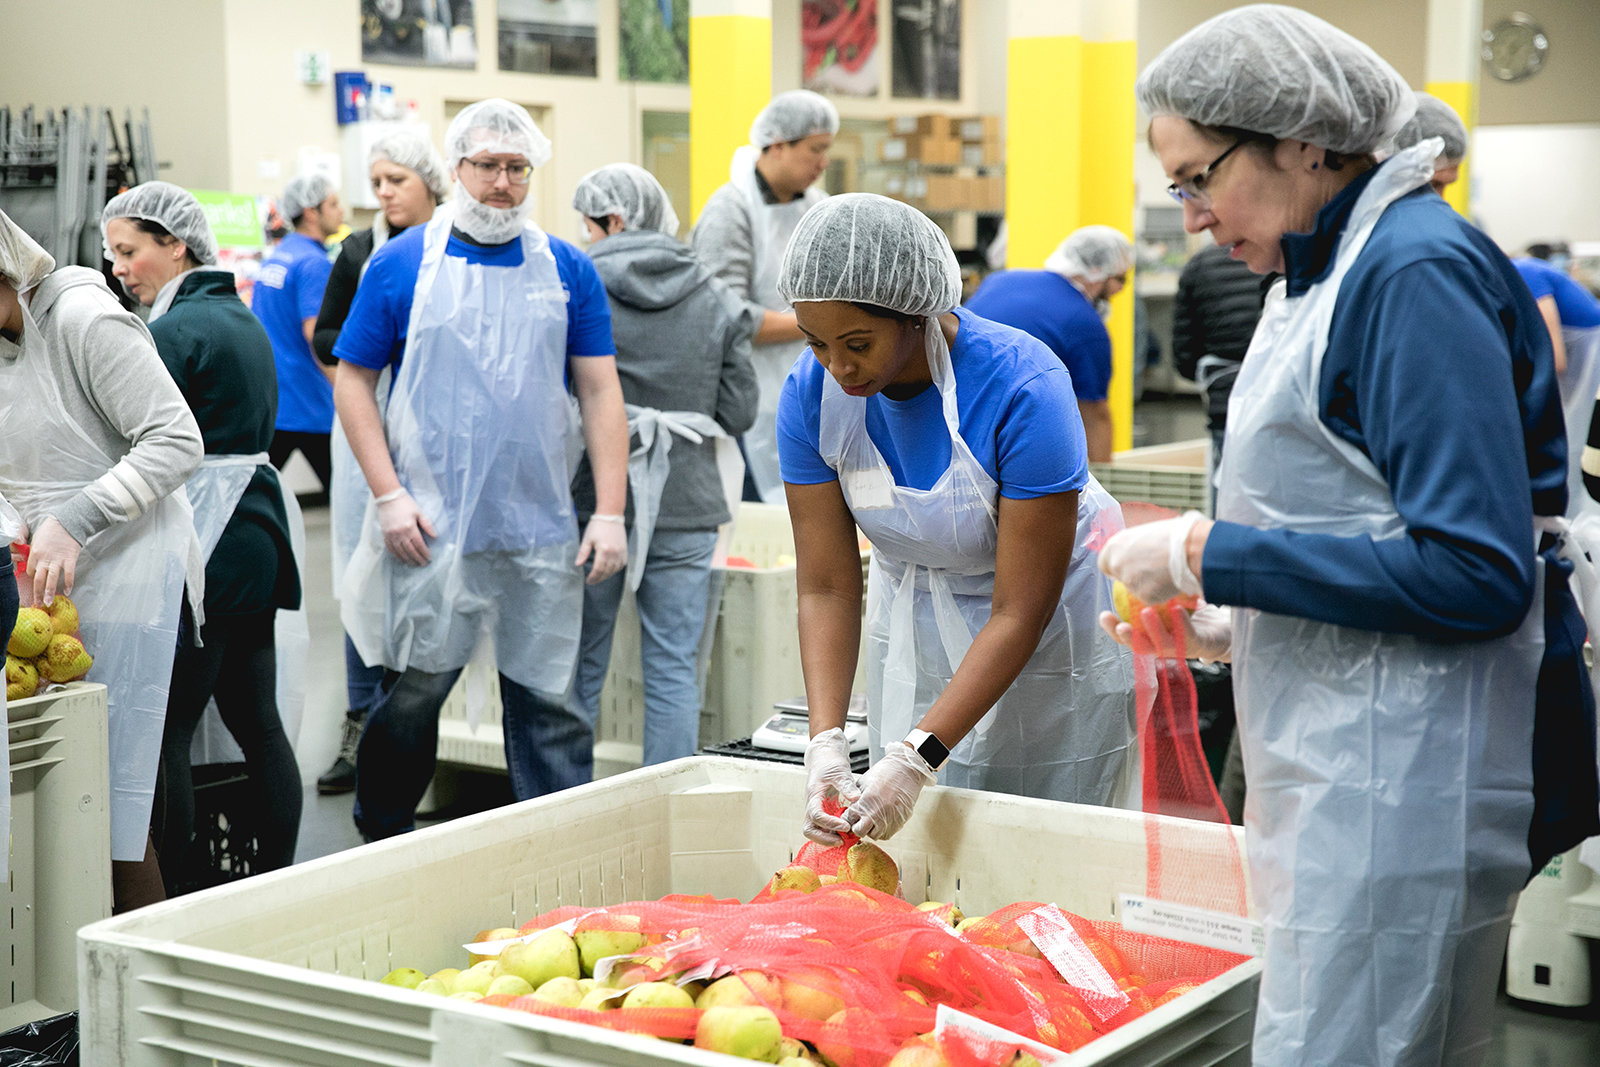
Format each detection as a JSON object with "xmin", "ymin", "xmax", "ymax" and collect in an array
[
  {"xmin": 332, "ymin": 99, "xmax": 631, "ymax": 841},
  {"xmin": 1099, "ymin": 8, "xmax": 1600, "ymax": 1064},
  {"xmin": 965, "ymin": 227, "xmax": 1133, "ymax": 462},
  {"xmin": 1516, "ymin": 249, "xmax": 1600, "ymax": 520},
  {"xmin": 255, "ymin": 174, "xmax": 343, "ymax": 497}
]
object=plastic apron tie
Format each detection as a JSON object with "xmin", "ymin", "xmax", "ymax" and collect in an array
[
  {"xmin": 1557, "ymin": 324, "xmax": 1600, "ymax": 520},
  {"xmin": 622, "ymin": 404, "xmax": 741, "ymax": 592}
]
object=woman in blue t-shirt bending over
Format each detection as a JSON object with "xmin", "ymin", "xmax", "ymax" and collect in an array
[{"xmin": 783, "ymin": 194, "xmax": 1137, "ymax": 848}]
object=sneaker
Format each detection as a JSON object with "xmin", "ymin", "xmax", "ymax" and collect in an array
[{"xmin": 316, "ymin": 714, "xmax": 366, "ymax": 795}]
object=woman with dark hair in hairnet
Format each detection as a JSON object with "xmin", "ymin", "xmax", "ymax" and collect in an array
[
  {"xmin": 1097, "ymin": 7, "xmax": 1598, "ymax": 1063},
  {"xmin": 1391, "ymin": 91, "xmax": 1471, "ymax": 197}
]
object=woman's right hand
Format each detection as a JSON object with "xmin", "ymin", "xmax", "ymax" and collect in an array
[
  {"xmin": 377, "ymin": 488, "xmax": 436, "ymax": 566},
  {"xmin": 1099, "ymin": 600, "xmax": 1232, "ymax": 663},
  {"xmin": 26, "ymin": 516, "xmax": 80, "ymax": 607},
  {"xmin": 803, "ymin": 728, "xmax": 862, "ymax": 846}
]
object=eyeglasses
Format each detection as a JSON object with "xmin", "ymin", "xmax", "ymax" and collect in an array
[
  {"xmin": 1166, "ymin": 139, "xmax": 1247, "ymax": 209},
  {"xmin": 461, "ymin": 159, "xmax": 533, "ymax": 185}
]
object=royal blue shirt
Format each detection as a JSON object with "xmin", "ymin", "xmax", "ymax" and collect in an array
[
  {"xmin": 965, "ymin": 270, "xmax": 1112, "ymax": 402},
  {"xmin": 1514, "ymin": 256, "xmax": 1600, "ymax": 329},
  {"xmin": 776, "ymin": 307, "xmax": 1088, "ymax": 500},
  {"xmin": 252, "ymin": 232, "xmax": 335, "ymax": 433},
  {"xmin": 333, "ymin": 225, "xmax": 616, "ymax": 372}
]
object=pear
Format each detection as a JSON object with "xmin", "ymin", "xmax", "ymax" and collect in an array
[
  {"xmin": 5, "ymin": 655, "xmax": 38, "ymax": 701},
  {"xmin": 574, "ymin": 915, "xmax": 647, "ymax": 976},
  {"xmin": 45, "ymin": 594, "xmax": 78, "ymax": 635},
  {"xmin": 428, "ymin": 968, "xmax": 462, "ymax": 987},
  {"xmin": 780, "ymin": 967, "xmax": 845, "ymax": 1021},
  {"xmin": 767, "ymin": 865, "xmax": 822, "ymax": 894},
  {"xmin": 886, "ymin": 1048, "xmax": 950, "ymax": 1067},
  {"xmin": 531, "ymin": 976, "xmax": 586, "ymax": 1007},
  {"xmin": 578, "ymin": 987, "xmax": 621, "ymax": 1012},
  {"xmin": 450, "ymin": 961, "xmax": 500, "ymax": 996},
  {"xmin": 694, "ymin": 1005, "xmax": 783, "ymax": 1062},
  {"xmin": 779, "ymin": 1037, "xmax": 813, "ymax": 1062},
  {"xmin": 818, "ymin": 875, "xmax": 840, "ymax": 886},
  {"xmin": 577, "ymin": 978, "xmax": 598, "ymax": 993},
  {"xmin": 621, "ymin": 981, "xmax": 695, "ymax": 1010},
  {"xmin": 37, "ymin": 633, "xmax": 91, "ymax": 683},
  {"xmin": 1009, "ymin": 1055, "xmax": 1042, "ymax": 1067},
  {"xmin": 447, "ymin": 991, "xmax": 484, "ymax": 1002},
  {"xmin": 8, "ymin": 609, "xmax": 52, "ymax": 658},
  {"xmin": 379, "ymin": 967, "xmax": 426, "ymax": 990},
  {"xmin": 469, "ymin": 927, "xmax": 522, "ymax": 966},
  {"xmin": 499, "ymin": 928, "xmax": 581, "ymax": 989},
  {"xmin": 845, "ymin": 842, "xmax": 898, "ymax": 895},
  {"xmin": 779, "ymin": 1059, "xmax": 816, "ymax": 1067},
  {"xmin": 815, "ymin": 1007, "xmax": 875, "ymax": 1067},
  {"xmin": 916, "ymin": 901, "xmax": 963, "ymax": 925},
  {"xmin": 696, "ymin": 972, "xmax": 781, "ymax": 1009},
  {"xmin": 954, "ymin": 917, "xmax": 981, "ymax": 935},
  {"xmin": 414, "ymin": 978, "xmax": 448, "ymax": 996},
  {"xmin": 486, "ymin": 975, "xmax": 535, "ymax": 997}
]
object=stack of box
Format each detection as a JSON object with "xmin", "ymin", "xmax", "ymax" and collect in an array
[
  {"xmin": 879, "ymin": 113, "xmax": 1003, "ymax": 213},
  {"xmin": 878, "ymin": 115, "xmax": 963, "ymax": 165},
  {"xmin": 957, "ymin": 115, "xmax": 1002, "ymax": 166}
]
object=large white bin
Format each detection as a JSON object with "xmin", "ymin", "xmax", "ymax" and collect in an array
[{"xmin": 80, "ymin": 757, "xmax": 1258, "ymax": 1066}]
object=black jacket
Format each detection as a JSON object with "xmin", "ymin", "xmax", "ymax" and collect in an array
[
  {"xmin": 1172, "ymin": 244, "xmax": 1269, "ymax": 428},
  {"xmin": 313, "ymin": 226, "xmax": 405, "ymax": 365}
]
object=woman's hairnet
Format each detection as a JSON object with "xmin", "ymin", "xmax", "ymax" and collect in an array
[
  {"xmin": 1392, "ymin": 92, "xmax": 1470, "ymax": 161},
  {"xmin": 369, "ymin": 128, "xmax": 450, "ymax": 203},
  {"xmin": 1045, "ymin": 226, "xmax": 1134, "ymax": 283},
  {"xmin": 0, "ymin": 209, "xmax": 55, "ymax": 292},
  {"xmin": 778, "ymin": 193, "xmax": 962, "ymax": 317},
  {"xmin": 281, "ymin": 174, "xmax": 338, "ymax": 223},
  {"xmin": 101, "ymin": 181, "xmax": 220, "ymax": 266},
  {"xmin": 750, "ymin": 90, "xmax": 840, "ymax": 149},
  {"xmin": 1136, "ymin": 4, "xmax": 1416, "ymax": 156},
  {"xmin": 445, "ymin": 98, "xmax": 553, "ymax": 170},
  {"xmin": 572, "ymin": 163, "xmax": 680, "ymax": 236}
]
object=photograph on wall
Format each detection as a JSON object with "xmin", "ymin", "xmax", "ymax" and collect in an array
[
  {"xmin": 620, "ymin": 0, "xmax": 688, "ymax": 83},
  {"xmin": 891, "ymin": 0, "xmax": 959, "ymax": 100},
  {"xmin": 361, "ymin": 0, "xmax": 478, "ymax": 69},
  {"xmin": 803, "ymin": 0, "xmax": 879, "ymax": 97},
  {"xmin": 499, "ymin": 0, "xmax": 598, "ymax": 77}
]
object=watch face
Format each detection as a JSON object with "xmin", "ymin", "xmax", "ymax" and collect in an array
[{"xmin": 1482, "ymin": 15, "xmax": 1549, "ymax": 83}]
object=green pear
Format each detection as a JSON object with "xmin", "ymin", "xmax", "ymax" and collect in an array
[
  {"xmin": 531, "ymin": 976, "xmax": 586, "ymax": 1007},
  {"xmin": 577, "ymin": 978, "xmax": 598, "ymax": 993},
  {"xmin": 695, "ymin": 1005, "xmax": 784, "ymax": 1062},
  {"xmin": 428, "ymin": 967, "xmax": 462, "ymax": 986},
  {"xmin": 486, "ymin": 975, "xmax": 535, "ymax": 997},
  {"xmin": 574, "ymin": 923, "xmax": 647, "ymax": 977},
  {"xmin": 379, "ymin": 967, "xmax": 426, "ymax": 989},
  {"xmin": 780, "ymin": 1038, "xmax": 810, "ymax": 1061},
  {"xmin": 578, "ymin": 987, "xmax": 622, "ymax": 1011},
  {"xmin": 414, "ymin": 978, "xmax": 448, "ymax": 996},
  {"xmin": 621, "ymin": 981, "xmax": 695, "ymax": 1010},
  {"xmin": 447, "ymin": 990, "xmax": 484, "ymax": 1002},
  {"xmin": 450, "ymin": 961, "xmax": 500, "ymax": 996},
  {"xmin": 500, "ymin": 928, "xmax": 582, "ymax": 989},
  {"xmin": 779, "ymin": 1059, "xmax": 818, "ymax": 1067}
]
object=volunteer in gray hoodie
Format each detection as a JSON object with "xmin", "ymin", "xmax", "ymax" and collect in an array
[{"xmin": 571, "ymin": 164, "xmax": 759, "ymax": 765}]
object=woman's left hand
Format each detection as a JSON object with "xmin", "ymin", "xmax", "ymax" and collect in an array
[
  {"xmin": 1098, "ymin": 513, "xmax": 1211, "ymax": 604},
  {"xmin": 26, "ymin": 516, "xmax": 80, "ymax": 607},
  {"xmin": 845, "ymin": 742, "xmax": 937, "ymax": 841}
]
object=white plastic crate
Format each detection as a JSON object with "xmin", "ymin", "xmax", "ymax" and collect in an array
[
  {"xmin": 80, "ymin": 756, "xmax": 1260, "ymax": 1067},
  {"xmin": 4, "ymin": 682, "xmax": 111, "ymax": 1027},
  {"xmin": 1090, "ymin": 439, "xmax": 1211, "ymax": 517}
]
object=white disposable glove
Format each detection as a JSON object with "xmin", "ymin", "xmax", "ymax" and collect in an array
[
  {"xmin": 376, "ymin": 488, "xmax": 436, "ymax": 567},
  {"xmin": 26, "ymin": 516, "xmax": 80, "ymax": 608},
  {"xmin": 1098, "ymin": 512, "xmax": 1205, "ymax": 604},
  {"xmin": 1099, "ymin": 600, "xmax": 1232, "ymax": 663},
  {"xmin": 576, "ymin": 515, "xmax": 628, "ymax": 585},
  {"xmin": 845, "ymin": 742, "xmax": 937, "ymax": 842},
  {"xmin": 803, "ymin": 728, "xmax": 862, "ymax": 846}
]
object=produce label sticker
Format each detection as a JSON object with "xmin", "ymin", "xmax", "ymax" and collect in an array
[
  {"xmin": 933, "ymin": 1005, "xmax": 1070, "ymax": 1066},
  {"xmin": 1118, "ymin": 894, "xmax": 1264, "ymax": 957},
  {"xmin": 1015, "ymin": 904, "xmax": 1130, "ymax": 1022},
  {"xmin": 463, "ymin": 915, "xmax": 581, "ymax": 955}
]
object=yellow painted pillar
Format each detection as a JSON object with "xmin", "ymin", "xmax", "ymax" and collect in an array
[
  {"xmin": 1006, "ymin": 1, "xmax": 1083, "ymax": 274},
  {"xmin": 1425, "ymin": 0, "xmax": 1482, "ymax": 218},
  {"xmin": 689, "ymin": 0, "xmax": 773, "ymax": 223}
]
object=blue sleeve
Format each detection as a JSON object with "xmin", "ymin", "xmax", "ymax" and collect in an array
[
  {"xmin": 295, "ymin": 251, "xmax": 333, "ymax": 321},
  {"xmin": 1515, "ymin": 261, "xmax": 1555, "ymax": 302},
  {"xmin": 1203, "ymin": 258, "xmax": 1537, "ymax": 641},
  {"xmin": 995, "ymin": 367, "xmax": 1089, "ymax": 499},
  {"xmin": 332, "ymin": 257, "xmax": 403, "ymax": 370},
  {"xmin": 555, "ymin": 241, "xmax": 616, "ymax": 357},
  {"xmin": 777, "ymin": 358, "xmax": 837, "ymax": 485},
  {"xmin": 1062, "ymin": 328, "xmax": 1112, "ymax": 402}
]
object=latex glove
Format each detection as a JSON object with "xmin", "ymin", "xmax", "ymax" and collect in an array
[
  {"xmin": 1099, "ymin": 600, "xmax": 1232, "ymax": 663},
  {"xmin": 804, "ymin": 727, "xmax": 862, "ymax": 846},
  {"xmin": 26, "ymin": 516, "xmax": 80, "ymax": 608},
  {"xmin": 377, "ymin": 488, "xmax": 436, "ymax": 567},
  {"xmin": 846, "ymin": 742, "xmax": 937, "ymax": 842},
  {"xmin": 1098, "ymin": 512, "xmax": 1205, "ymax": 605},
  {"xmin": 576, "ymin": 515, "xmax": 627, "ymax": 585}
]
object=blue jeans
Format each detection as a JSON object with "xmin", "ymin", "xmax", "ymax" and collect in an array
[
  {"xmin": 573, "ymin": 529, "xmax": 718, "ymax": 766},
  {"xmin": 352, "ymin": 665, "xmax": 595, "ymax": 840},
  {"xmin": 344, "ymin": 633, "xmax": 385, "ymax": 719}
]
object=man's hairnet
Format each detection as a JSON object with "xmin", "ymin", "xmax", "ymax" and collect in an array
[
  {"xmin": 444, "ymin": 98, "xmax": 553, "ymax": 170},
  {"xmin": 750, "ymin": 90, "xmax": 840, "ymax": 149},
  {"xmin": 369, "ymin": 128, "xmax": 450, "ymax": 203},
  {"xmin": 1392, "ymin": 92, "xmax": 1470, "ymax": 162},
  {"xmin": 1045, "ymin": 226, "xmax": 1134, "ymax": 283},
  {"xmin": 572, "ymin": 163, "xmax": 680, "ymax": 236},
  {"xmin": 0, "ymin": 209, "xmax": 54, "ymax": 292},
  {"xmin": 281, "ymin": 174, "xmax": 338, "ymax": 223},
  {"xmin": 1136, "ymin": 4, "xmax": 1415, "ymax": 156},
  {"xmin": 101, "ymin": 181, "xmax": 219, "ymax": 266},
  {"xmin": 778, "ymin": 193, "xmax": 962, "ymax": 317}
]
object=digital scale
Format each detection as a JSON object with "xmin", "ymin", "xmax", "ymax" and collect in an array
[{"xmin": 750, "ymin": 694, "xmax": 870, "ymax": 756}]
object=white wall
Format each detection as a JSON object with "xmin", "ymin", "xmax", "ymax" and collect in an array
[{"xmin": 1473, "ymin": 124, "xmax": 1600, "ymax": 252}]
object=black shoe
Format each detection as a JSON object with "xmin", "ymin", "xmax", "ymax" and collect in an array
[{"xmin": 317, "ymin": 714, "xmax": 365, "ymax": 795}]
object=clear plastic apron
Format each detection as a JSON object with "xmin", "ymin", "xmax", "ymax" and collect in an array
[
  {"xmin": 1216, "ymin": 140, "xmax": 1546, "ymax": 1067},
  {"xmin": 1556, "ymin": 324, "xmax": 1600, "ymax": 520},
  {"xmin": 0, "ymin": 301, "xmax": 193, "ymax": 861},
  {"xmin": 621, "ymin": 404, "xmax": 744, "ymax": 591},
  {"xmin": 817, "ymin": 317, "xmax": 1137, "ymax": 806},
  {"xmin": 340, "ymin": 204, "xmax": 584, "ymax": 696}
]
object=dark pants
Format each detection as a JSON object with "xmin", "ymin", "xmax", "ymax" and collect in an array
[
  {"xmin": 0, "ymin": 556, "xmax": 16, "ymax": 670},
  {"xmin": 153, "ymin": 608, "xmax": 302, "ymax": 893},
  {"xmin": 345, "ymin": 633, "xmax": 385, "ymax": 721},
  {"xmin": 269, "ymin": 430, "xmax": 332, "ymax": 494},
  {"xmin": 353, "ymin": 666, "xmax": 594, "ymax": 840}
]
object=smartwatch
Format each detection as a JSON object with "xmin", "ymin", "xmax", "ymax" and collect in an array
[{"xmin": 903, "ymin": 729, "xmax": 950, "ymax": 772}]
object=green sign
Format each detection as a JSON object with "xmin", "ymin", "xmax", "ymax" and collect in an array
[{"xmin": 189, "ymin": 189, "xmax": 262, "ymax": 249}]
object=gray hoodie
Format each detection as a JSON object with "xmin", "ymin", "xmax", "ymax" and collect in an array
[{"xmin": 573, "ymin": 230, "xmax": 759, "ymax": 532}]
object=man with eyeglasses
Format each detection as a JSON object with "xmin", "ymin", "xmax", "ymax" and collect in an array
[{"xmin": 331, "ymin": 99, "xmax": 631, "ymax": 840}]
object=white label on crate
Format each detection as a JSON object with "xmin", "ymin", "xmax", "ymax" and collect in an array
[
  {"xmin": 1118, "ymin": 894, "xmax": 1264, "ymax": 957},
  {"xmin": 933, "ymin": 1005, "xmax": 1070, "ymax": 1066},
  {"xmin": 846, "ymin": 466, "xmax": 895, "ymax": 510},
  {"xmin": 1015, "ymin": 904, "xmax": 1130, "ymax": 1022}
]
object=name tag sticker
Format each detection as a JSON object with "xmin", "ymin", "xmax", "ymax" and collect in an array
[{"xmin": 846, "ymin": 466, "xmax": 896, "ymax": 511}]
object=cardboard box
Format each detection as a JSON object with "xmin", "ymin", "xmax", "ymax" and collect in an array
[
  {"xmin": 890, "ymin": 114, "xmax": 920, "ymax": 135},
  {"xmin": 958, "ymin": 116, "xmax": 1000, "ymax": 142},
  {"xmin": 911, "ymin": 135, "xmax": 962, "ymax": 165},
  {"xmin": 916, "ymin": 114, "xmax": 953, "ymax": 139},
  {"xmin": 880, "ymin": 137, "xmax": 909, "ymax": 162},
  {"xmin": 962, "ymin": 140, "xmax": 1002, "ymax": 167}
]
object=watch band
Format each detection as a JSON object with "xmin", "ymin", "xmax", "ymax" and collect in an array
[{"xmin": 904, "ymin": 729, "xmax": 950, "ymax": 772}]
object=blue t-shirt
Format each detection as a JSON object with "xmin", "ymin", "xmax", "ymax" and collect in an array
[
  {"xmin": 252, "ymin": 232, "xmax": 334, "ymax": 433},
  {"xmin": 333, "ymin": 225, "xmax": 615, "ymax": 372},
  {"xmin": 965, "ymin": 270, "xmax": 1112, "ymax": 402},
  {"xmin": 776, "ymin": 307, "xmax": 1088, "ymax": 500},
  {"xmin": 1514, "ymin": 257, "xmax": 1600, "ymax": 328}
]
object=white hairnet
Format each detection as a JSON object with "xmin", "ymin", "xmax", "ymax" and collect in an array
[
  {"xmin": 1392, "ymin": 92, "xmax": 1470, "ymax": 162},
  {"xmin": 281, "ymin": 174, "xmax": 338, "ymax": 223},
  {"xmin": 0, "ymin": 209, "xmax": 54, "ymax": 292},
  {"xmin": 1136, "ymin": 4, "xmax": 1416, "ymax": 156},
  {"xmin": 444, "ymin": 98, "xmax": 553, "ymax": 170},
  {"xmin": 101, "ymin": 181, "xmax": 220, "ymax": 266},
  {"xmin": 777, "ymin": 193, "xmax": 962, "ymax": 317},
  {"xmin": 368, "ymin": 128, "xmax": 450, "ymax": 203},
  {"xmin": 750, "ymin": 90, "xmax": 840, "ymax": 149},
  {"xmin": 1045, "ymin": 226, "xmax": 1134, "ymax": 283},
  {"xmin": 572, "ymin": 163, "xmax": 680, "ymax": 236}
]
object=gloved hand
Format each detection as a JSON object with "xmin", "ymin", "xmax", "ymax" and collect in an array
[
  {"xmin": 1098, "ymin": 512, "xmax": 1206, "ymax": 604},
  {"xmin": 804, "ymin": 728, "xmax": 862, "ymax": 846},
  {"xmin": 26, "ymin": 516, "xmax": 80, "ymax": 608},
  {"xmin": 576, "ymin": 515, "xmax": 628, "ymax": 585},
  {"xmin": 1099, "ymin": 600, "xmax": 1232, "ymax": 663},
  {"xmin": 845, "ymin": 741, "xmax": 937, "ymax": 842},
  {"xmin": 377, "ymin": 488, "xmax": 436, "ymax": 567}
]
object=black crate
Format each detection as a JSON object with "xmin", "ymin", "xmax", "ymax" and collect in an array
[
  {"xmin": 701, "ymin": 736, "xmax": 870, "ymax": 774},
  {"xmin": 171, "ymin": 762, "xmax": 261, "ymax": 896}
]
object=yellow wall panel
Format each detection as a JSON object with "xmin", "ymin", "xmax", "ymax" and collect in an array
[{"xmin": 689, "ymin": 15, "xmax": 772, "ymax": 222}]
